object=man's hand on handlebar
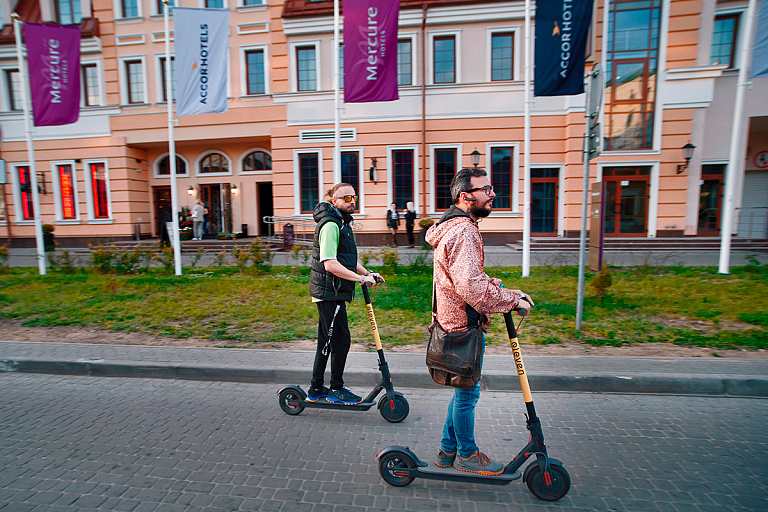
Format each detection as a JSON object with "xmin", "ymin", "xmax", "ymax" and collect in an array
[
  {"xmin": 512, "ymin": 290, "xmax": 533, "ymax": 316},
  {"xmin": 362, "ymin": 272, "xmax": 385, "ymax": 287}
]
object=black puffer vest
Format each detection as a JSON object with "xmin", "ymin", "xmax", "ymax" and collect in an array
[{"xmin": 310, "ymin": 201, "xmax": 358, "ymax": 302}]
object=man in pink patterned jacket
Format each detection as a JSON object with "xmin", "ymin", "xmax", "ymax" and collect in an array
[{"xmin": 425, "ymin": 166, "xmax": 533, "ymax": 476}]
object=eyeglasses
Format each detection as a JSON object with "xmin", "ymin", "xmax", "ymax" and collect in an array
[
  {"xmin": 464, "ymin": 185, "xmax": 494, "ymax": 195},
  {"xmin": 334, "ymin": 195, "xmax": 358, "ymax": 202}
]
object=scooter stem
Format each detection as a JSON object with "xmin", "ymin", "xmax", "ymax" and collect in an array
[
  {"xmin": 362, "ymin": 284, "xmax": 384, "ymax": 353},
  {"xmin": 504, "ymin": 311, "xmax": 538, "ymax": 422}
]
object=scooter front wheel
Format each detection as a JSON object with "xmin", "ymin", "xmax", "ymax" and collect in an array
[
  {"xmin": 378, "ymin": 395, "xmax": 409, "ymax": 423},
  {"xmin": 525, "ymin": 462, "xmax": 570, "ymax": 501},
  {"xmin": 378, "ymin": 451, "xmax": 416, "ymax": 487},
  {"xmin": 278, "ymin": 388, "xmax": 305, "ymax": 415}
]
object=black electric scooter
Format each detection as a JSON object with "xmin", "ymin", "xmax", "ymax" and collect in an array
[
  {"xmin": 376, "ymin": 307, "xmax": 570, "ymax": 500},
  {"xmin": 277, "ymin": 279, "xmax": 409, "ymax": 423}
]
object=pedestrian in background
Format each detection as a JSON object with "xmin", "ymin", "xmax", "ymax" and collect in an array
[
  {"xmin": 405, "ymin": 201, "xmax": 417, "ymax": 248},
  {"xmin": 386, "ymin": 202, "xmax": 400, "ymax": 247},
  {"xmin": 191, "ymin": 200, "xmax": 205, "ymax": 240}
]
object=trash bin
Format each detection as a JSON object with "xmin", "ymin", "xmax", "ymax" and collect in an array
[
  {"xmin": 241, "ymin": 223, "xmax": 248, "ymax": 237},
  {"xmin": 283, "ymin": 223, "xmax": 294, "ymax": 251}
]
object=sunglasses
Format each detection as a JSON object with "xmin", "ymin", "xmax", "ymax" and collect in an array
[
  {"xmin": 464, "ymin": 185, "xmax": 494, "ymax": 195},
  {"xmin": 334, "ymin": 195, "xmax": 359, "ymax": 202}
]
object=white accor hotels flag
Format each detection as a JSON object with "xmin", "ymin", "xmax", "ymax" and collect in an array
[{"xmin": 174, "ymin": 7, "xmax": 230, "ymax": 117}]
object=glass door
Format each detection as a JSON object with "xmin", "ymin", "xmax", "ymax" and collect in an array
[
  {"xmin": 153, "ymin": 186, "xmax": 171, "ymax": 236},
  {"xmin": 603, "ymin": 167, "xmax": 650, "ymax": 236},
  {"xmin": 698, "ymin": 164, "xmax": 725, "ymax": 236},
  {"xmin": 531, "ymin": 168, "xmax": 558, "ymax": 236}
]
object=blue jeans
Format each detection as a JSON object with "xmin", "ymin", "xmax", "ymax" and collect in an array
[{"xmin": 439, "ymin": 336, "xmax": 485, "ymax": 458}]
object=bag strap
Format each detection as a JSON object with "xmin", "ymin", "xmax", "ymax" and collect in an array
[{"xmin": 431, "ymin": 281, "xmax": 437, "ymax": 323}]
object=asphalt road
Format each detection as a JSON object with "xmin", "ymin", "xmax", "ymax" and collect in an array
[{"xmin": 1, "ymin": 373, "xmax": 766, "ymax": 512}]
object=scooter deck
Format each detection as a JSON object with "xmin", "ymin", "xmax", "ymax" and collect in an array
[
  {"xmin": 301, "ymin": 397, "xmax": 376, "ymax": 411},
  {"xmin": 408, "ymin": 464, "xmax": 522, "ymax": 485}
]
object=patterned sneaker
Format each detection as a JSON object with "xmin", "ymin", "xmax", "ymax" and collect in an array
[
  {"xmin": 434, "ymin": 448, "xmax": 456, "ymax": 468},
  {"xmin": 327, "ymin": 387, "xmax": 362, "ymax": 404},
  {"xmin": 306, "ymin": 386, "xmax": 329, "ymax": 402},
  {"xmin": 453, "ymin": 451, "xmax": 504, "ymax": 476}
]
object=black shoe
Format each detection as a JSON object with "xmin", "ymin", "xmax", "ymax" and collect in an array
[
  {"xmin": 306, "ymin": 386, "xmax": 329, "ymax": 402},
  {"xmin": 327, "ymin": 387, "xmax": 362, "ymax": 404}
]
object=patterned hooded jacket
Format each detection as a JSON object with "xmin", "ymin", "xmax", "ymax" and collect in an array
[{"xmin": 425, "ymin": 206, "xmax": 520, "ymax": 332}]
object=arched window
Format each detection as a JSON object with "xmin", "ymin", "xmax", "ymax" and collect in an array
[
  {"xmin": 157, "ymin": 155, "xmax": 187, "ymax": 176},
  {"xmin": 242, "ymin": 150, "xmax": 272, "ymax": 173},
  {"xmin": 200, "ymin": 152, "xmax": 229, "ymax": 174}
]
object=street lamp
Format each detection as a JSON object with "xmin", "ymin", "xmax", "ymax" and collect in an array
[
  {"xmin": 187, "ymin": 186, "xmax": 194, "ymax": 196},
  {"xmin": 470, "ymin": 148, "xmax": 481, "ymax": 168},
  {"xmin": 677, "ymin": 142, "xmax": 696, "ymax": 174}
]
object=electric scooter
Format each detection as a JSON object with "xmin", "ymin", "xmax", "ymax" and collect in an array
[
  {"xmin": 277, "ymin": 279, "xmax": 409, "ymax": 423},
  {"xmin": 376, "ymin": 307, "xmax": 571, "ymax": 501}
]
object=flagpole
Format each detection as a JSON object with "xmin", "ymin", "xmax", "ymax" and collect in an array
[
  {"xmin": 333, "ymin": 0, "xmax": 341, "ymax": 184},
  {"xmin": 164, "ymin": 0, "xmax": 182, "ymax": 276},
  {"xmin": 12, "ymin": 13, "xmax": 46, "ymax": 276},
  {"xmin": 718, "ymin": 0, "xmax": 758, "ymax": 274},
  {"xmin": 522, "ymin": 0, "xmax": 532, "ymax": 277}
]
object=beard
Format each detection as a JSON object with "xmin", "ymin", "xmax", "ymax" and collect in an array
[{"xmin": 469, "ymin": 201, "xmax": 492, "ymax": 218}]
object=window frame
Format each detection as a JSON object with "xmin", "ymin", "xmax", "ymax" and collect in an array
[
  {"xmin": 153, "ymin": 153, "xmax": 190, "ymax": 178},
  {"xmin": 55, "ymin": 0, "xmax": 83, "ymax": 25},
  {"xmin": 115, "ymin": 0, "xmax": 141, "ymax": 19},
  {"xmin": 9, "ymin": 163, "xmax": 35, "ymax": 223},
  {"xmin": 239, "ymin": 148, "xmax": 273, "ymax": 175},
  {"xmin": 83, "ymin": 159, "xmax": 113, "ymax": 222},
  {"xmin": 711, "ymin": 12, "xmax": 740, "ymax": 69},
  {"xmin": 156, "ymin": 54, "xmax": 175, "ymax": 103},
  {"xmin": 196, "ymin": 151, "xmax": 233, "ymax": 177},
  {"xmin": 290, "ymin": 41, "xmax": 321, "ymax": 92},
  {"xmin": 50, "ymin": 160, "xmax": 81, "ymax": 222},
  {"xmin": 429, "ymin": 144, "xmax": 461, "ymax": 214},
  {"xmin": 339, "ymin": 147, "xmax": 365, "ymax": 213},
  {"xmin": 204, "ymin": 0, "xmax": 227, "ymax": 7},
  {"xmin": 119, "ymin": 56, "xmax": 148, "ymax": 105},
  {"xmin": 81, "ymin": 61, "xmax": 104, "ymax": 107},
  {"xmin": 293, "ymin": 149, "xmax": 324, "ymax": 216},
  {"xmin": 4, "ymin": 68, "xmax": 22, "ymax": 112},
  {"xmin": 387, "ymin": 145, "xmax": 420, "ymax": 214},
  {"xmin": 429, "ymin": 31, "xmax": 461, "ymax": 85},
  {"xmin": 240, "ymin": 45, "xmax": 270, "ymax": 96},
  {"xmin": 397, "ymin": 35, "xmax": 417, "ymax": 87},
  {"xmin": 487, "ymin": 28, "xmax": 519, "ymax": 82},
  {"xmin": 485, "ymin": 143, "xmax": 521, "ymax": 213}
]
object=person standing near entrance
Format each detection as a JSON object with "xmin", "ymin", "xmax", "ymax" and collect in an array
[
  {"xmin": 426, "ymin": 167, "xmax": 532, "ymax": 475},
  {"xmin": 386, "ymin": 202, "xmax": 400, "ymax": 247},
  {"xmin": 405, "ymin": 201, "xmax": 417, "ymax": 247},
  {"xmin": 191, "ymin": 200, "xmax": 205, "ymax": 240},
  {"xmin": 308, "ymin": 183, "xmax": 385, "ymax": 404}
]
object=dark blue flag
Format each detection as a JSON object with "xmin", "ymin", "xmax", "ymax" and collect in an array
[{"xmin": 534, "ymin": 0, "xmax": 594, "ymax": 96}]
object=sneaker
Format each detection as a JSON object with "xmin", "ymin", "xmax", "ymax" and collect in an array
[
  {"xmin": 453, "ymin": 451, "xmax": 504, "ymax": 476},
  {"xmin": 434, "ymin": 448, "xmax": 456, "ymax": 468},
  {"xmin": 327, "ymin": 387, "xmax": 362, "ymax": 404},
  {"xmin": 306, "ymin": 386, "xmax": 329, "ymax": 402}
]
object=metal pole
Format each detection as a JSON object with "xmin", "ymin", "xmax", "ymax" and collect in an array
[
  {"xmin": 12, "ymin": 14, "xmax": 46, "ymax": 275},
  {"xmin": 576, "ymin": 72, "xmax": 595, "ymax": 331},
  {"xmin": 333, "ymin": 0, "xmax": 341, "ymax": 184},
  {"xmin": 718, "ymin": 0, "xmax": 758, "ymax": 274},
  {"xmin": 164, "ymin": 0, "xmax": 182, "ymax": 276},
  {"xmin": 522, "ymin": 0, "xmax": 532, "ymax": 277}
]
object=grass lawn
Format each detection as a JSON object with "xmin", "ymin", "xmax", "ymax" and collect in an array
[{"xmin": 1, "ymin": 263, "xmax": 766, "ymax": 350}]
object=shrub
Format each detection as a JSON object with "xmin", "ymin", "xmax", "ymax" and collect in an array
[
  {"xmin": 42, "ymin": 224, "xmax": 55, "ymax": 234},
  {"xmin": 418, "ymin": 217, "xmax": 435, "ymax": 229},
  {"xmin": 591, "ymin": 263, "xmax": 613, "ymax": 303},
  {"xmin": 380, "ymin": 246, "xmax": 398, "ymax": 273},
  {"xmin": 191, "ymin": 247, "xmax": 206, "ymax": 267},
  {"xmin": 0, "ymin": 244, "xmax": 8, "ymax": 271},
  {"xmin": 49, "ymin": 249, "xmax": 80, "ymax": 274},
  {"xmin": 90, "ymin": 244, "xmax": 116, "ymax": 273},
  {"xmin": 248, "ymin": 239, "xmax": 273, "ymax": 271},
  {"xmin": 152, "ymin": 245, "xmax": 175, "ymax": 274}
]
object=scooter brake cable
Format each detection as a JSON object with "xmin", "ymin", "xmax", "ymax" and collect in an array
[{"xmin": 516, "ymin": 315, "xmax": 525, "ymax": 331}]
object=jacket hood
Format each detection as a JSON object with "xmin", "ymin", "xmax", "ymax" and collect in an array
[
  {"xmin": 425, "ymin": 205, "xmax": 475, "ymax": 247},
  {"xmin": 313, "ymin": 201, "xmax": 353, "ymax": 225}
]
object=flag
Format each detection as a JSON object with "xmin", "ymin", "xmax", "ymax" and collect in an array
[
  {"xmin": 752, "ymin": 0, "xmax": 768, "ymax": 78},
  {"xmin": 174, "ymin": 7, "xmax": 230, "ymax": 117},
  {"xmin": 23, "ymin": 23, "xmax": 80, "ymax": 126},
  {"xmin": 343, "ymin": 0, "xmax": 399, "ymax": 103},
  {"xmin": 534, "ymin": 0, "xmax": 594, "ymax": 96}
]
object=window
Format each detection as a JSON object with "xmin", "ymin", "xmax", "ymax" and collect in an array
[
  {"xmin": 6, "ymin": 70, "xmax": 22, "ymax": 111},
  {"xmin": 157, "ymin": 155, "xmax": 187, "ymax": 176},
  {"xmin": 531, "ymin": 168, "xmax": 559, "ymax": 234},
  {"xmin": 296, "ymin": 46, "xmax": 317, "ymax": 91},
  {"xmin": 206, "ymin": 0, "xmax": 224, "ymax": 7},
  {"xmin": 711, "ymin": 14, "xmax": 739, "ymax": 68},
  {"xmin": 435, "ymin": 148, "xmax": 456, "ymax": 210},
  {"xmin": 82, "ymin": 64, "xmax": 101, "ymax": 106},
  {"xmin": 338, "ymin": 43, "xmax": 344, "ymax": 86},
  {"xmin": 56, "ymin": 0, "xmax": 82, "ymax": 24},
  {"xmin": 245, "ymin": 49, "xmax": 265, "ymax": 95},
  {"xmin": 433, "ymin": 35, "xmax": 456, "ymax": 84},
  {"xmin": 17, "ymin": 166, "xmax": 35, "ymax": 220},
  {"xmin": 341, "ymin": 151, "xmax": 359, "ymax": 192},
  {"xmin": 242, "ymin": 0, "xmax": 262, "ymax": 5},
  {"xmin": 490, "ymin": 147, "xmax": 514, "ymax": 210},
  {"xmin": 491, "ymin": 33, "xmax": 514, "ymax": 81},
  {"xmin": 604, "ymin": 0, "xmax": 661, "ymax": 151},
  {"xmin": 155, "ymin": 0, "xmax": 173, "ymax": 15},
  {"xmin": 398, "ymin": 39, "xmax": 412, "ymax": 86},
  {"xmin": 200, "ymin": 153, "xmax": 229, "ymax": 174},
  {"xmin": 242, "ymin": 150, "xmax": 272, "ymax": 172},
  {"xmin": 124, "ymin": 59, "xmax": 145, "ymax": 104},
  {"xmin": 299, "ymin": 153, "xmax": 319, "ymax": 213},
  {"xmin": 159, "ymin": 56, "xmax": 175, "ymax": 102},
  {"xmin": 393, "ymin": 149, "xmax": 414, "ymax": 209},
  {"xmin": 121, "ymin": 0, "xmax": 138, "ymax": 17},
  {"xmin": 54, "ymin": 163, "xmax": 78, "ymax": 220},
  {"xmin": 88, "ymin": 162, "xmax": 110, "ymax": 219}
]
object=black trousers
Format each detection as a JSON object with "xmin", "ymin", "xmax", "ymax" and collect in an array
[
  {"xmin": 406, "ymin": 225, "xmax": 415, "ymax": 245},
  {"xmin": 311, "ymin": 300, "xmax": 351, "ymax": 390}
]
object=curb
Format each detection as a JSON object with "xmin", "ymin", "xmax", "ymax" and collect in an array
[{"xmin": 2, "ymin": 358, "xmax": 767, "ymax": 397}]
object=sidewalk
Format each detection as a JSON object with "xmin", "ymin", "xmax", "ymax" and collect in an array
[{"xmin": 1, "ymin": 340, "xmax": 766, "ymax": 396}]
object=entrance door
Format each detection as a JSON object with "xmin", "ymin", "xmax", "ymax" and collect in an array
[
  {"xmin": 603, "ymin": 166, "xmax": 650, "ymax": 236},
  {"xmin": 258, "ymin": 182, "xmax": 274, "ymax": 236},
  {"xmin": 200, "ymin": 184, "xmax": 222, "ymax": 235},
  {"xmin": 531, "ymin": 168, "xmax": 558, "ymax": 236},
  {"xmin": 698, "ymin": 164, "xmax": 725, "ymax": 236},
  {"xmin": 738, "ymin": 171, "xmax": 768, "ymax": 237},
  {"xmin": 153, "ymin": 186, "xmax": 171, "ymax": 236}
]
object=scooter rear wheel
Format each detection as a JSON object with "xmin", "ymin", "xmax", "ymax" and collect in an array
[
  {"xmin": 378, "ymin": 451, "xmax": 416, "ymax": 487},
  {"xmin": 525, "ymin": 462, "xmax": 570, "ymax": 501},
  {"xmin": 278, "ymin": 388, "xmax": 305, "ymax": 415},
  {"xmin": 378, "ymin": 395, "xmax": 409, "ymax": 423}
]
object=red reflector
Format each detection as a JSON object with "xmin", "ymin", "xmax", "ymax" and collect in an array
[
  {"xmin": 288, "ymin": 402, "xmax": 299, "ymax": 406},
  {"xmin": 544, "ymin": 472, "xmax": 552, "ymax": 485},
  {"xmin": 390, "ymin": 400, "xmax": 395, "ymax": 410},
  {"xmin": 394, "ymin": 472, "xmax": 409, "ymax": 476},
  {"xmin": 376, "ymin": 451, "xmax": 379, "ymax": 457}
]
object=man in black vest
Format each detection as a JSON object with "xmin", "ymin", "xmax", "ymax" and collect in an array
[{"xmin": 308, "ymin": 183, "xmax": 384, "ymax": 404}]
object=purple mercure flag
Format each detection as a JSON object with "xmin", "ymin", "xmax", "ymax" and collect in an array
[
  {"xmin": 23, "ymin": 23, "xmax": 81, "ymax": 126},
  {"xmin": 343, "ymin": 0, "xmax": 399, "ymax": 103}
]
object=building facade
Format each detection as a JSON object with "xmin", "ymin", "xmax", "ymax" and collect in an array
[{"xmin": 0, "ymin": 0, "xmax": 766, "ymax": 247}]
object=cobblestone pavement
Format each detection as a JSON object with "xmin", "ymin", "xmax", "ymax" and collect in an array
[{"xmin": 1, "ymin": 373, "xmax": 766, "ymax": 512}]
